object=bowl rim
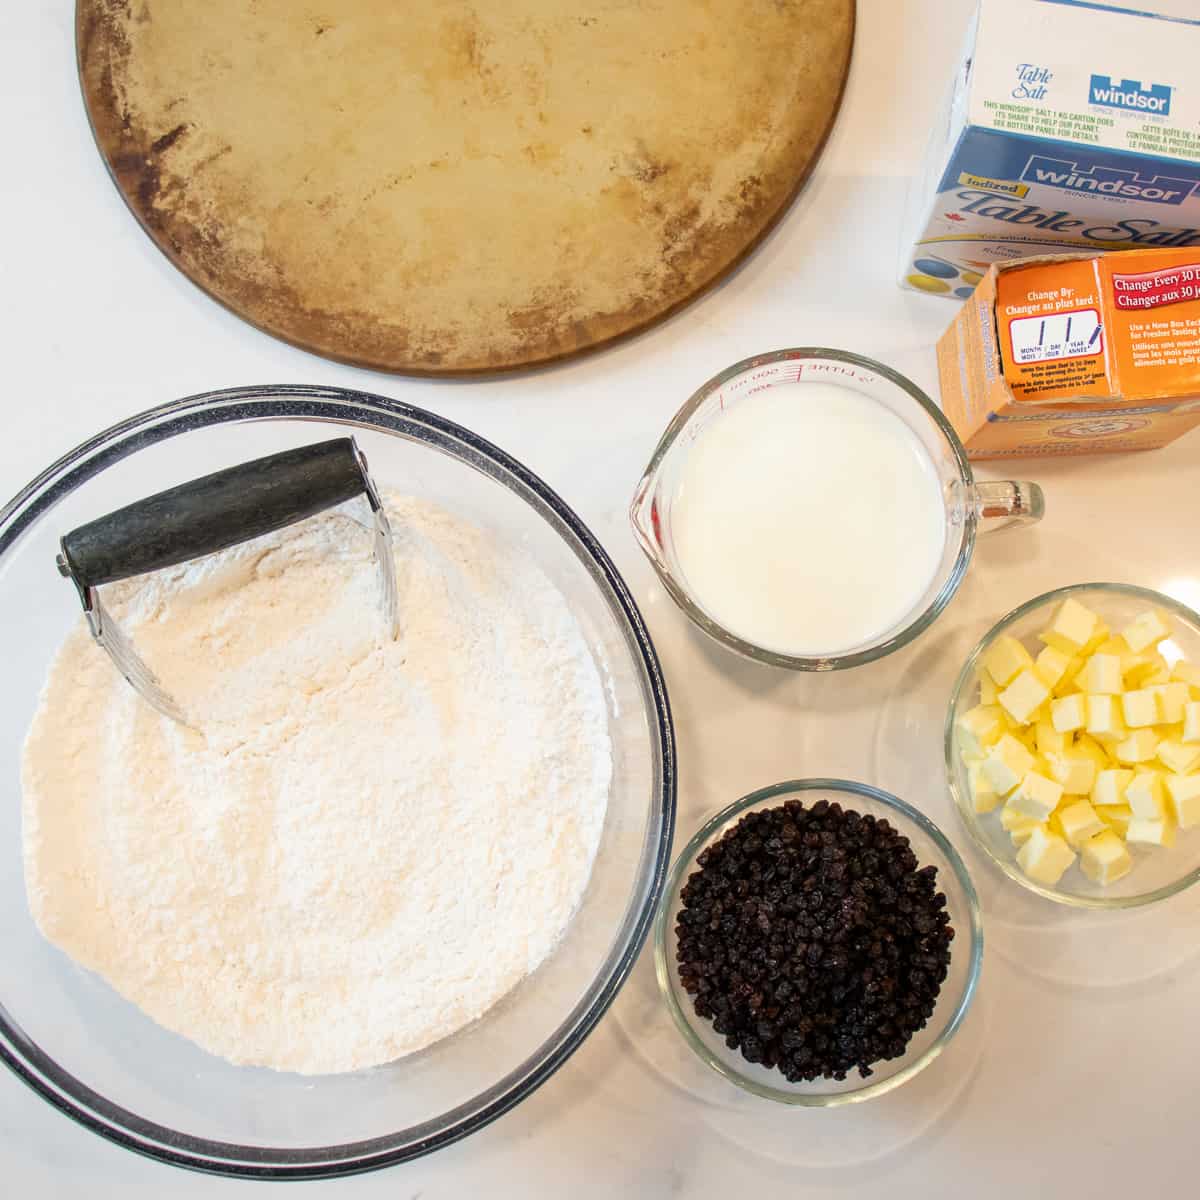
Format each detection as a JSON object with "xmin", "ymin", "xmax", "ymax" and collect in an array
[
  {"xmin": 945, "ymin": 581, "xmax": 1200, "ymax": 911},
  {"xmin": 0, "ymin": 384, "xmax": 677, "ymax": 1179},
  {"xmin": 652, "ymin": 778, "xmax": 984, "ymax": 1106}
]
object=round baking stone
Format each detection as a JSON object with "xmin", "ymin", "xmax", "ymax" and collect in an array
[{"xmin": 78, "ymin": 0, "xmax": 854, "ymax": 375}]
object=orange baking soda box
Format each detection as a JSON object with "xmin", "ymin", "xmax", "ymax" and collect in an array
[{"xmin": 938, "ymin": 248, "xmax": 1200, "ymax": 458}]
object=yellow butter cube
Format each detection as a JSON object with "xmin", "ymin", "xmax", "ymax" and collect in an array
[
  {"xmin": 979, "ymin": 671, "xmax": 999, "ymax": 706},
  {"xmin": 1126, "ymin": 816, "xmax": 1176, "ymax": 849},
  {"xmin": 999, "ymin": 670, "xmax": 1050, "ymax": 726},
  {"xmin": 1096, "ymin": 637, "xmax": 1142, "ymax": 684},
  {"xmin": 984, "ymin": 635, "xmax": 1035, "ymax": 687},
  {"xmin": 1036, "ymin": 718, "xmax": 1070, "ymax": 757},
  {"xmin": 1120, "ymin": 688, "xmax": 1160, "ymax": 729},
  {"xmin": 1125, "ymin": 771, "xmax": 1166, "ymax": 820},
  {"xmin": 1184, "ymin": 702, "xmax": 1200, "ymax": 745},
  {"xmin": 982, "ymin": 734, "xmax": 1037, "ymax": 796},
  {"xmin": 1082, "ymin": 654, "xmax": 1123, "ymax": 696},
  {"xmin": 1057, "ymin": 800, "xmax": 1107, "ymax": 848},
  {"xmin": 1099, "ymin": 638, "xmax": 1147, "ymax": 686},
  {"xmin": 1128, "ymin": 657, "xmax": 1170, "ymax": 688},
  {"xmin": 1009, "ymin": 770, "xmax": 1064, "ymax": 821},
  {"xmin": 1001, "ymin": 802, "xmax": 1041, "ymax": 846},
  {"xmin": 1095, "ymin": 804, "xmax": 1133, "ymax": 837},
  {"xmin": 1152, "ymin": 682, "xmax": 1191, "ymax": 725},
  {"xmin": 1086, "ymin": 694, "xmax": 1126, "ymax": 739},
  {"xmin": 1073, "ymin": 734, "xmax": 1113, "ymax": 769},
  {"xmin": 1157, "ymin": 740, "xmax": 1200, "ymax": 776},
  {"xmin": 1115, "ymin": 728, "xmax": 1160, "ymax": 765},
  {"xmin": 996, "ymin": 708, "xmax": 1019, "ymax": 732},
  {"xmin": 1092, "ymin": 768, "xmax": 1134, "ymax": 807},
  {"xmin": 1010, "ymin": 826, "xmax": 1040, "ymax": 849},
  {"xmin": 1166, "ymin": 774, "xmax": 1200, "ymax": 829},
  {"xmin": 1047, "ymin": 754, "xmax": 1096, "ymax": 795},
  {"xmin": 1171, "ymin": 660, "xmax": 1200, "ymax": 691},
  {"xmin": 1017, "ymin": 826, "xmax": 1077, "ymax": 886},
  {"xmin": 1122, "ymin": 609, "xmax": 1171, "ymax": 654},
  {"xmin": 1034, "ymin": 646, "xmax": 1072, "ymax": 690},
  {"xmin": 1052, "ymin": 656, "xmax": 1087, "ymax": 698},
  {"xmin": 1052, "ymin": 694, "xmax": 1087, "ymax": 734},
  {"xmin": 968, "ymin": 762, "xmax": 1001, "ymax": 814},
  {"xmin": 1040, "ymin": 598, "xmax": 1101, "ymax": 656},
  {"xmin": 1080, "ymin": 831, "xmax": 1133, "ymax": 887},
  {"xmin": 1121, "ymin": 650, "xmax": 1158, "ymax": 683},
  {"xmin": 956, "ymin": 705, "xmax": 1005, "ymax": 758}
]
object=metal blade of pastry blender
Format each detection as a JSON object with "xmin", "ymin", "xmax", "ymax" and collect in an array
[
  {"xmin": 361, "ymin": 456, "xmax": 401, "ymax": 641},
  {"xmin": 84, "ymin": 587, "xmax": 192, "ymax": 727},
  {"xmin": 58, "ymin": 437, "xmax": 399, "ymax": 727}
]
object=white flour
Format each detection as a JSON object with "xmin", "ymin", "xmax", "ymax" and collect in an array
[{"xmin": 21, "ymin": 495, "xmax": 611, "ymax": 1074}]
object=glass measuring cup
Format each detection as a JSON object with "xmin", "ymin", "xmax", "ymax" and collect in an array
[{"xmin": 630, "ymin": 348, "xmax": 1045, "ymax": 671}]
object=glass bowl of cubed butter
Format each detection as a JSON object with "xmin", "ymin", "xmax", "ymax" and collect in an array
[{"xmin": 947, "ymin": 584, "xmax": 1200, "ymax": 909}]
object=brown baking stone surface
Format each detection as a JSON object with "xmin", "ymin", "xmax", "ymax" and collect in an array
[{"xmin": 78, "ymin": 1, "xmax": 854, "ymax": 375}]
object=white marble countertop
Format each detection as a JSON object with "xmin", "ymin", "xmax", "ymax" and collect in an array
[{"xmin": 3, "ymin": 1, "xmax": 1197, "ymax": 1195}]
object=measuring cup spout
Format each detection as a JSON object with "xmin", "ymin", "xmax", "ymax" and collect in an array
[{"xmin": 629, "ymin": 469, "xmax": 667, "ymax": 571}]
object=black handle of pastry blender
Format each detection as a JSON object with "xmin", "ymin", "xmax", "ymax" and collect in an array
[{"xmin": 60, "ymin": 438, "xmax": 369, "ymax": 588}]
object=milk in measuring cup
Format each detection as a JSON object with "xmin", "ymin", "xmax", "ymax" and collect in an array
[{"xmin": 671, "ymin": 385, "xmax": 945, "ymax": 656}]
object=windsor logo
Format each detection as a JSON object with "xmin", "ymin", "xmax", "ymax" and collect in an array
[
  {"xmin": 1088, "ymin": 75, "xmax": 1172, "ymax": 115},
  {"xmin": 1019, "ymin": 157, "xmax": 1197, "ymax": 206}
]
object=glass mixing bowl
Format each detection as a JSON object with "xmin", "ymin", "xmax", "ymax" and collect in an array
[
  {"xmin": 654, "ymin": 780, "xmax": 983, "ymax": 1106},
  {"xmin": 0, "ymin": 386, "xmax": 676, "ymax": 1178},
  {"xmin": 947, "ymin": 583, "xmax": 1200, "ymax": 909}
]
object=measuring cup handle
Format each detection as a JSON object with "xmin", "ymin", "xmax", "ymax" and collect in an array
[
  {"xmin": 60, "ymin": 439, "xmax": 369, "ymax": 588},
  {"xmin": 972, "ymin": 480, "xmax": 1045, "ymax": 534}
]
